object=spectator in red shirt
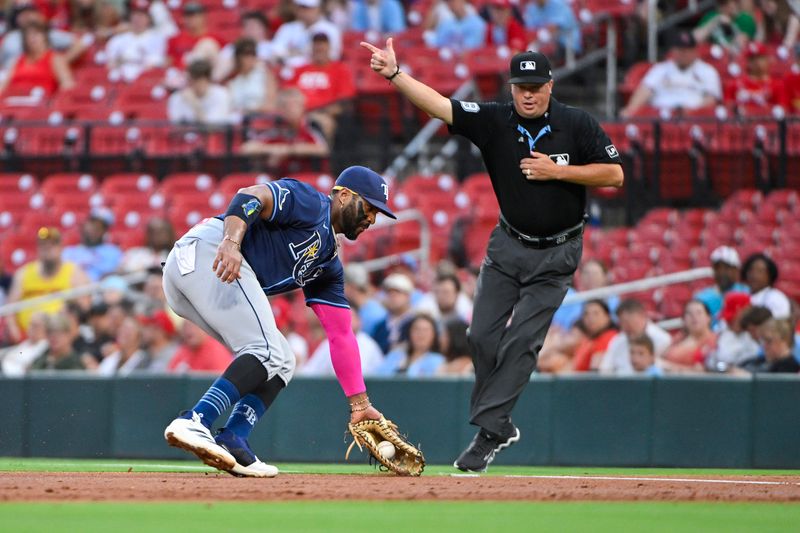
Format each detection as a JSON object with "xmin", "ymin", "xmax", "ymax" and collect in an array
[
  {"xmin": 166, "ymin": 2, "xmax": 221, "ymax": 68},
  {"xmin": 483, "ymin": 0, "xmax": 527, "ymax": 51},
  {"xmin": 285, "ymin": 32, "xmax": 355, "ymax": 139},
  {"xmin": 168, "ymin": 320, "xmax": 233, "ymax": 373},
  {"xmin": 0, "ymin": 21, "xmax": 74, "ymax": 97},
  {"xmin": 724, "ymin": 41, "xmax": 787, "ymax": 114},
  {"xmin": 240, "ymin": 87, "xmax": 330, "ymax": 172}
]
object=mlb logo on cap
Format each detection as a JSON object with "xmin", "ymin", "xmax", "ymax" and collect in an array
[{"xmin": 508, "ymin": 51, "xmax": 552, "ymax": 84}]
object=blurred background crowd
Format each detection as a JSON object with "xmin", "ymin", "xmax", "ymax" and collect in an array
[
  {"xmin": 0, "ymin": 0, "xmax": 799, "ymax": 378},
  {"xmin": 0, "ymin": 206, "xmax": 797, "ymax": 378}
]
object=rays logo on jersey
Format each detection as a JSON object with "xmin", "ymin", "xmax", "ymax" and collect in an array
[
  {"xmin": 242, "ymin": 198, "xmax": 261, "ymax": 217},
  {"xmin": 289, "ymin": 231, "xmax": 324, "ymax": 286}
]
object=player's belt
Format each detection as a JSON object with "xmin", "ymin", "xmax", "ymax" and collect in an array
[{"xmin": 499, "ymin": 214, "xmax": 585, "ymax": 249}]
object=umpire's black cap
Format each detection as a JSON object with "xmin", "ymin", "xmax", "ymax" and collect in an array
[{"xmin": 508, "ymin": 51, "xmax": 552, "ymax": 85}]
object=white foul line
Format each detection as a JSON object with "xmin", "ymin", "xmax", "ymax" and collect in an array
[{"xmin": 500, "ymin": 474, "xmax": 800, "ymax": 486}]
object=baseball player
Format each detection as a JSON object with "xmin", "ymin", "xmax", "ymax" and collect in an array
[{"xmin": 163, "ymin": 166, "xmax": 395, "ymax": 477}]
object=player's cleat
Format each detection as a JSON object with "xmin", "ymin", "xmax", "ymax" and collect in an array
[
  {"xmin": 453, "ymin": 424, "xmax": 520, "ymax": 473},
  {"xmin": 215, "ymin": 428, "xmax": 279, "ymax": 478},
  {"xmin": 164, "ymin": 411, "xmax": 236, "ymax": 471}
]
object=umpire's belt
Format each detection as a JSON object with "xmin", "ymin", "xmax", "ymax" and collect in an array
[{"xmin": 499, "ymin": 215, "xmax": 585, "ymax": 249}]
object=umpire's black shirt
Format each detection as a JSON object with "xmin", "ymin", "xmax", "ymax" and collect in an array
[{"xmin": 449, "ymin": 97, "xmax": 621, "ymax": 236}]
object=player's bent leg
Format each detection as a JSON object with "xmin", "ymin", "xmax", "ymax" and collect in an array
[{"xmin": 218, "ymin": 377, "xmax": 286, "ymax": 477}]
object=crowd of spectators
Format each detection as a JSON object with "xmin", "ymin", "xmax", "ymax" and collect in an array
[
  {"xmin": 0, "ymin": 0, "xmax": 799, "ymax": 379},
  {"xmin": 0, "ymin": 204, "xmax": 798, "ymax": 379},
  {"xmin": 622, "ymin": 0, "xmax": 800, "ymax": 118}
]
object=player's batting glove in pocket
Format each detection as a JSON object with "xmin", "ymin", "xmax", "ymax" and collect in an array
[{"xmin": 175, "ymin": 240, "xmax": 198, "ymax": 276}]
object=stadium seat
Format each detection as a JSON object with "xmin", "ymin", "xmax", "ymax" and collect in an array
[
  {"xmin": 159, "ymin": 173, "xmax": 217, "ymax": 196},
  {"xmin": 219, "ymin": 173, "xmax": 273, "ymax": 196},
  {"xmin": 0, "ymin": 231, "xmax": 37, "ymax": 269},
  {"xmin": 0, "ymin": 173, "xmax": 38, "ymax": 195},
  {"xmin": 764, "ymin": 189, "xmax": 798, "ymax": 211},
  {"xmin": 108, "ymin": 227, "xmax": 145, "ymax": 249},
  {"xmin": 288, "ymin": 172, "xmax": 335, "ymax": 193},
  {"xmin": 40, "ymin": 173, "xmax": 97, "ymax": 196},
  {"xmin": 638, "ymin": 207, "xmax": 679, "ymax": 228},
  {"xmin": 100, "ymin": 173, "xmax": 157, "ymax": 196}
]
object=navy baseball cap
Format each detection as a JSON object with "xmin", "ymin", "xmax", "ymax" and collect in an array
[
  {"xmin": 508, "ymin": 51, "xmax": 552, "ymax": 85},
  {"xmin": 334, "ymin": 166, "xmax": 396, "ymax": 219}
]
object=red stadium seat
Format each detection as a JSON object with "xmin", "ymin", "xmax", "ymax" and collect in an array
[
  {"xmin": 40, "ymin": 173, "xmax": 97, "ymax": 196},
  {"xmin": 764, "ymin": 189, "xmax": 798, "ymax": 211},
  {"xmin": 108, "ymin": 227, "xmax": 145, "ymax": 249},
  {"xmin": 288, "ymin": 172, "xmax": 335, "ymax": 193},
  {"xmin": 401, "ymin": 173, "xmax": 457, "ymax": 193},
  {"xmin": 0, "ymin": 172, "xmax": 38, "ymax": 195},
  {"xmin": 160, "ymin": 173, "xmax": 217, "ymax": 196},
  {"xmin": 219, "ymin": 173, "xmax": 273, "ymax": 196},
  {"xmin": 0, "ymin": 231, "xmax": 37, "ymax": 269},
  {"xmin": 100, "ymin": 173, "xmax": 157, "ymax": 196}
]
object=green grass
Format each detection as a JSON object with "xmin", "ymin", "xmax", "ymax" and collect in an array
[
  {"xmin": 0, "ymin": 502, "xmax": 798, "ymax": 533},
  {"xmin": 1, "ymin": 457, "xmax": 799, "ymax": 477},
  {"xmin": 2, "ymin": 458, "xmax": 798, "ymax": 532}
]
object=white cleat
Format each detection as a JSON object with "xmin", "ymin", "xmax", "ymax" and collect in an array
[
  {"xmin": 228, "ymin": 459, "xmax": 279, "ymax": 478},
  {"xmin": 164, "ymin": 412, "xmax": 236, "ymax": 471},
  {"xmin": 214, "ymin": 428, "xmax": 279, "ymax": 478}
]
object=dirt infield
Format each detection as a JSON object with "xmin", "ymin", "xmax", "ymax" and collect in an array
[{"xmin": 2, "ymin": 472, "xmax": 800, "ymax": 502}]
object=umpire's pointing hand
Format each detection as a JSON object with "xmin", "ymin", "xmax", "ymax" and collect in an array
[
  {"xmin": 213, "ymin": 240, "xmax": 243, "ymax": 283},
  {"xmin": 360, "ymin": 37, "xmax": 397, "ymax": 78}
]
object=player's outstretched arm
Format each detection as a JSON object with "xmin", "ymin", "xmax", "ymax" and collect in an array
[
  {"xmin": 310, "ymin": 303, "xmax": 382, "ymax": 423},
  {"xmin": 214, "ymin": 185, "xmax": 275, "ymax": 283},
  {"xmin": 360, "ymin": 38, "xmax": 453, "ymax": 125}
]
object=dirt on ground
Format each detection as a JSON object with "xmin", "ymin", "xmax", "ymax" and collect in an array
[{"xmin": 2, "ymin": 472, "xmax": 799, "ymax": 502}]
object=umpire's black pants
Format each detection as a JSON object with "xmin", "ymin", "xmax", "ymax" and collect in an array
[{"xmin": 467, "ymin": 225, "xmax": 582, "ymax": 436}]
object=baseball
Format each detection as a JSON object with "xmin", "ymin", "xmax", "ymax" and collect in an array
[{"xmin": 377, "ymin": 440, "xmax": 396, "ymax": 460}]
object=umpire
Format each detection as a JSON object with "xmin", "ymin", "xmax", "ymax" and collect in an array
[{"xmin": 362, "ymin": 39, "xmax": 624, "ymax": 472}]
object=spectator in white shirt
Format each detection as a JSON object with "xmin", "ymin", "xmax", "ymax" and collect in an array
[
  {"xmin": 213, "ymin": 10, "xmax": 277, "ymax": 81},
  {"xmin": 298, "ymin": 306, "xmax": 384, "ymax": 376},
  {"xmin": 272, "ymin": 0, "xmax": 342, "ymax": 67},
  {"xmin": 227, "ymin": 37, "xmax": 278, "ymax": 115},
  {"xmin": 414, "ymin": 272, "xmax": 472, "ymax": 324},
  {"xmin": 105, "ymin": 0, "xmax": 166, "ymax": 82},
  {"xmin": 599, "ymin": 298, "xmax": 672, "ymax": 375},
  {"xmin": 145, "ymin": 0, "xmax": 178, "ymax": 39},
  {"xmin": 741, "ymin": 253, "xmax": 792, "ymax": 319},
  {"xmin": 620, "ymin": 30, "xmax": 721, "ymax": 118},
  {"xmin": 167, "ymin": 59, "xmax": 235, "ymax": 125}
]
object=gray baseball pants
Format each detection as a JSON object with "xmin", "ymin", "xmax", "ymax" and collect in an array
[
  {"xmin": 468, "ymin": 225, "xmax": 582, "ymax": 435},
  {"xmin": 162, "ymin": 218, "xmax": 296, "ymax": 384}
]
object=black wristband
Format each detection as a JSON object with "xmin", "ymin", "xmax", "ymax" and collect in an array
[
  {"xmin": 385, "ymin": 65, "xmax": 401, "ymax": 82},
  {"xmin": 225, "ymin": 192, "xmax": 263, "ymax": 227}
]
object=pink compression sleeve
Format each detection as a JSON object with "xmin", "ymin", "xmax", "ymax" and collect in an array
[{"xmin": 310, "ymin": 303, "xmax": 366, "ymax": 397}]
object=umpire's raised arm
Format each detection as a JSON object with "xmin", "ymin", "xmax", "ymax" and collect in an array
[{"xmin": 361, "ymin": 38, "xmax": 453, "ymax": 125}]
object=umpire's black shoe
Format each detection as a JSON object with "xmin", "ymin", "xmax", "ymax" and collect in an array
[{"xmin": 453, "ymin": 425, "xmax": 521, "ymax": 473}]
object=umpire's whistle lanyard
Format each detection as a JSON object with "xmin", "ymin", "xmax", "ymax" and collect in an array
[{"xmin": 517, "ymin": 124, "xmax": 551, "ymax": 152}]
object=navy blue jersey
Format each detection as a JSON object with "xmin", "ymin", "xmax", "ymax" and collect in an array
[{"xmin": 218, "ymin": 179, "xmax": 347, "ymax": 308}]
